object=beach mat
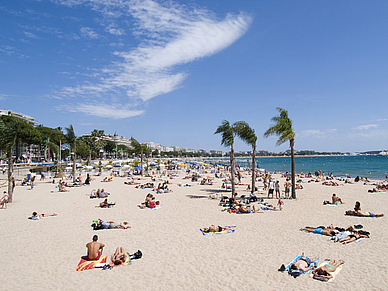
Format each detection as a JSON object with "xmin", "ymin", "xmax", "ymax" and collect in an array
[
  {"xmin": 310, "ymin": 261, "xmax": 343, "ymax": 282},
  {"xmin": 76, "ymin": 255, "xmax": 107, "ymax": 271},
  {"xmin": 286, "ymin": 255, "xmax": 319, "ymax": 274},
  {"xmin": 200, "ymin": 226, "xmax": 235, "ymax": 235}
]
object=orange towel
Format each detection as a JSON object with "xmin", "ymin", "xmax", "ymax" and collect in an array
[{"xmin": 76, "ymin": 256, "xmax": 107, "ymax": 271}]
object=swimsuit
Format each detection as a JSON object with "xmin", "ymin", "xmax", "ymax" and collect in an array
[
  {"xmin": 300, "ymin": 257, "xmax": 312, "ymax": 266},
  {"xmin": 324, "ymin": 264, "xmax": 334, "ymax": 272},
  {"xmin": 313, "ymin": 228, "xmax": 323, "ymax": 234},
  {"xmin": 87, "ymin": 250, "xmax": 101, "ymax": 261}
]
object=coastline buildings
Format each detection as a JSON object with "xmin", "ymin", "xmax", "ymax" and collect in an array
[{"xmin": 0, "ymin": 109, "xmax": 37, "ymax": 125}]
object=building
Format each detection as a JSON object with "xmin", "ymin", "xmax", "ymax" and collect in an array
[{"xmin": 0, "ymin": 109, "xmax": 37, "ymax": 125}]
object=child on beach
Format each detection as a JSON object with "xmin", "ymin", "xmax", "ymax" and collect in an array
[
  {"xmin": 277, "ymin": 198, "xmax": 284, "ymax": 211},
  {"xmin": 0, "ymin": 191, "xmax": 9, "ymax": 209}
]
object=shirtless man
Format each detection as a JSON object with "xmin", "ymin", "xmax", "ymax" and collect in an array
[
  {"xmin": 301, "ymin": 225, "xmax": 337, "ymax": 236},
  {"xmin": 284, "ymin": 179, "xmax": 292, "ymax": 198},
  {"xmin": 290, "ymin": 254, "xmax": 319, "ymax": 272},
  {"xmin": 332, "ymin": 193, "xmax": 343, "ymax": 204},
  {"xmin": 86, "ymin": 235, "xmax": 105, "ymax": 261}
]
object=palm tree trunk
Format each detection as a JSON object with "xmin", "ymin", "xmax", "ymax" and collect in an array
[
  {"xmin": 7, "ymin": 150, "xmax": 13, "ymax": 203},
  {"xmin": 72, "ymin": 143, "xmax": 76, "ymax": 183},
  {"xmin": 230, "ymin": 144, "xmax": 236, "ymax": 198},
  {"xmin": 290, "ymin": 138, "xmax": 296, "ymax": 199},
  {"xmin": 140, "ymin": 147, "xmax": 143, "ymax": 176},
  {"xmin": 251, "ymin": 144, "xmax": 256, "ymax": 194}
]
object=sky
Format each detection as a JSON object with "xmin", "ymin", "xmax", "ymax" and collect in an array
[{"xmin": 1, "ymin": 0, "xmax": 388, "ymax": 153}]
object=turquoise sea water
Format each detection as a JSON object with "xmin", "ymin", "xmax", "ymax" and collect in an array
[{"xmin": 202, "ymin": 155, "xmax": 388, "ymax": 180}]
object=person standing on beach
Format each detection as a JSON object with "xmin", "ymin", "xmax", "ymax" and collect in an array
[
  {"xmin": 30, "ymin": 176, "xmax": 36, "ymax": 190},
  {"xmin": 275, "ymin": 180, "xmax": 280, "ymax": 198},
  {"xmin": 284, "ymin": 179, "xmax": 291, "ymax": 198},
  {"xmin": 86, "ymin": 235, "xmax": 105, "ymax": 261},
  {"xmin": 268, "ymin": 180, "xmax": 274, "ymax": 198}
]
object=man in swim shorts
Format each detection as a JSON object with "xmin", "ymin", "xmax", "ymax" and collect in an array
[
  {"xmin": 290, "ymin": 255, "xmax": 319, "ymax": 272},
  {"xmin": 86, "ymin": 235, "xmax": 105, "ymax": 261}
]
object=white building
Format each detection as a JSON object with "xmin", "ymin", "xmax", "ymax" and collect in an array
[{"xmin": 0, "ymin": 109, "xmax": 37, "ymax": 125}]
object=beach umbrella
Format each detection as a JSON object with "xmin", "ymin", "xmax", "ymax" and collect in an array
[
  {"xmin": 114, "ymin": 164, "xmax": 121, "ymax": 168},
  {"xmin": 105, "ymin": 165, "xmax": 113, "ymax": 168},
  {"xmin": 135, "ymin": 166, "xmax": 141, "ymax": 169},
  {"xmin": 65, "ymin": 166, "xmax": 72, "ymax": 171}
]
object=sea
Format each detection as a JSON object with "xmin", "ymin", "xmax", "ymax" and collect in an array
[{"xmin": 201, "ymin": 155, "xmax": 388, "ymax": 181}]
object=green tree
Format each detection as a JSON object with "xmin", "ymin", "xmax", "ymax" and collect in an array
[
  {"xmin": 0, "ymin": 116, "xmax": 41, "ymax": 202},
  {"xmin": 234, "ymin": 121, "xmax": 257, "ymax": 194},
  {"xmin": 104, "ymin": 140, "xmax": 116, "ymax": 153},
  {"xmin": 76, "ymin": 140, "xmax": 91, "ymax": 158},
  {"xmin": 215, "ymin": 120, "xmax": 237, "ymax": 198},
  {"xmin": 130, "ymin": 138, "xmax": 144, "ymax": 175},
  {"xmin": 264, "ymin": 107, "xmax": 296, "ymax": 199}
]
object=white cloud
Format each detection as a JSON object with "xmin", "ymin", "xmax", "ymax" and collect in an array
[
  {"xmin": 80, "ymin": 27, "xmax": 99, "ymax": 39},
  {"xmin": 299, "ymin": 128, "xmax": 338, "ymax": 139},
  {"xmin": 353, "ymin": 124, "xmax": 379, "ymax": 130},
  {"xmin": 61, "ymin": 103, "xmax": 144, "ymax": 119},
  {"xmin": 53, "ymin": 0, "xmax": 252, "ymax": 118},
  {"xmin": 105, "ymin": 24, "xmax": 125, "ymax": 36},
  {"xmin": 23, "ymin": 31, "xmax": 39, "ymax": 39}
]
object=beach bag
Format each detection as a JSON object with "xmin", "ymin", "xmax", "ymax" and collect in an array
[{"xmin": 288, "ymin": 268, "xmax": 303, "ymax": 278}]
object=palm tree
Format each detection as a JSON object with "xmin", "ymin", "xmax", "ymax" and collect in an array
[
  {"xmin": 65, "ymin": 125, "xmax": 77, "ymax": 183},
  {"xmin": 264, "ymin": 107, "xmax": 296, "ymax": 199},
  {"xmin": 215, "ymin": 120, "xmax": 237, "ymax": 198},
  {"xmin": 234, "ymin": 121, "xmax": 257, "ymax": 194}
]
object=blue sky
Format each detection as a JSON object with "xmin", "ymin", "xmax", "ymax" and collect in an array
[{"xmin": 1, "ymin": 0, "xmax": 388, "ymax": 153}]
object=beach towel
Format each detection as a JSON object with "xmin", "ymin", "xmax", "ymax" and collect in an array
[
  {"xmin": 310, "ymin": 261, "xmax": 343, "ymax": 282},
  {"xmin": 76, "ymin": 255, "xmax": 107, "ymax": 271},
  {"xmin": 200, "ymin": 226, "xmax": 235, "ymax": 235},
  {"xmin": 286, "ymin": 255, "xmax": 319, "ymax": 277}
]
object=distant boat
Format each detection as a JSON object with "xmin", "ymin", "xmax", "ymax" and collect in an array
[{"xmin": 379, "ymin": 150, "xmax": 388, "ymax": 155}]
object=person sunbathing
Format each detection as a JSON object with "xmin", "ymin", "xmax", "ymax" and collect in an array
[
  {"xmin": 92, "ymin": 219, "xmax": 131, "ymax": 230},
  {"xmin": 345, "ymin": 201, "xmax": 384, "ymax": 217},
  {"xmin": 203, "ymin": 225, "xmax": 230, "ymax": 233},
  {"xmin": 111, "ymin": 247, "xmax": 129, "ymax": 266},
  {"xmin": 237, "ymin": 204, "xmax": 259, "ymax": 213},
  {"xmin": 301, "ymin": 225, "xmax": 337, "ymax": 236},
  {"xmin": 339, "ymin": 230, "xmax": 370, "ymax": 244},
  {"xmin": 311, "ymin": 260, "xmax": 344, "ymax": 279},
  {"xmin": 290, "ymin": 254, "xmax": 319, "ymax": 272},
  {"xmin": 99, "ymin": 199, "xmax": 116, "ymax": 208},
  {"xmin": 332, "ymin": 193, "xmax": 343, "ymax": 204},
  {"xmin": 28, "ymin": 212, "xmax": 57, "ymax": 220}
]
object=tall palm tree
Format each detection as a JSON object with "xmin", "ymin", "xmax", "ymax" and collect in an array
[
  {"xmin": 234, "ymin": 121, "xmax": 257, "ymax": 194},
  {"xmin": 264, "ymin": 107, "xmax": 296, "ymax": 199},
  {"xmin": 65, "ymin": 125, "xmax": 77, "ymax": 183},
  {"xmin": 215, "ymin": 120, "xmax": 237, "ymax": 198}
]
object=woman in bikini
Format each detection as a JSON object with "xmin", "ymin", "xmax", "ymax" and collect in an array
[{"xmin": 311, "ymin": 260, "xmax": 344, "ymax": 279}]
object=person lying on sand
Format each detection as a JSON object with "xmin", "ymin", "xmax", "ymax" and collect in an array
[
  {"xmin": 28, "ymin": 212, "xmax": 57, "ymax": 220},
  {"xmin": 290, "ymin": 254, "xmax": 319, "ymax": 272},
  {"xmin": 345, "ymin": 201, "xmax": 384, "ymax": 217},
  {"xmin": 86, "ymin": 235, "xmax": 105, "ymax": 261},
  {"xmin": 98, "ymin": 199, "xmax": 116, "ymax": 208},
  {"xmin": 312, "ymin": 260, "xmax": 344, "ymax": 279},
  {"xmin": 339, "ymin": 230, "xmax": 370, "ymax": 244},
  {"xmin": 301, "ymin": 225, "xmax": 337, "ymax": 236},
  {"xmin": 203, "ymin": 225, "xmax": 232, "ymax": 233},
  {"xmin": 237, "ymin": 204, "xmax": 260, "ymax": 213},
  {"xmin": 92, "ymin": 219, "xmax": 131, "ymax": 230},
  {"xmin": 110, "ymin": 247, "xmax": 142, "ymax": 266}
]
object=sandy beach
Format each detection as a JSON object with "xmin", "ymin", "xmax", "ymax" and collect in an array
[{"xmin": 1, "ymin": 168, "xmax": 387, "ymax": 291}]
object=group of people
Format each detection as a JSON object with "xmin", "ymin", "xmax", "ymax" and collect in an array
[
  {"xmin": 301, "ymin": 223, "xmax": 371, "ymax": 244},
  {"xmin": 89, "ymin": 188, "xmax": 109, "ymax": 199}
]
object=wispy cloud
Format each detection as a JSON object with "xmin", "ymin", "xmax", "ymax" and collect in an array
[
  {"xmin": 23, "ymin": 31, "xmax": 39, "ymax": 39},
  {"xmin": 80, "ymin": 27, "xmax": 99, "ymax": 39},
  {"xmin": 53, "ymin": 0, "xmax": 252, "ymax": 118},
  {"xmin": 60, "ymin": 103, "xmax": 145, "ymax": 119},
  {"xmin": 376, "ymin": 118, "xmax": 388, "ymax": 122},
  {"xmin": 299, "ymin": 128, "xmax": 338, "ymax": 139},
  {"xmin": 353, "ymin": 124, "xmax": 379, "ymax": 130}
]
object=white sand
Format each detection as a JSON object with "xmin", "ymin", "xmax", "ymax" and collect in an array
[{"xmin": 1, "ymin": 170, "xmax": 387, "ymax": 291}]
